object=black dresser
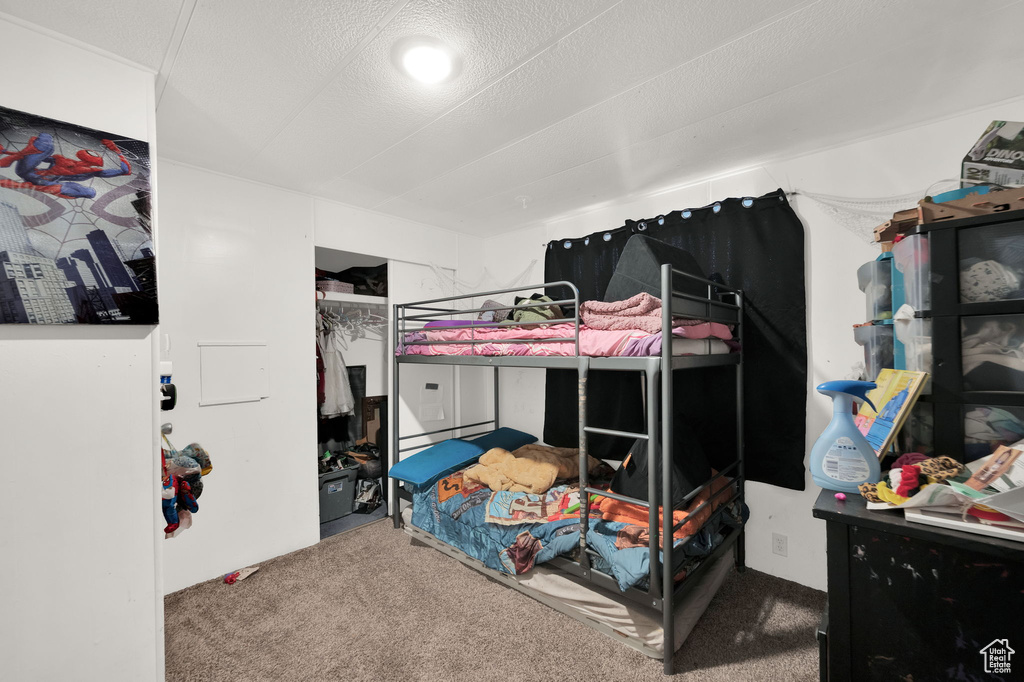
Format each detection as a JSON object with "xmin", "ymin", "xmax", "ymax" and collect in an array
[{"xmin": 812, "ymin": 489, "xmax": 1024, "ymax": 681}]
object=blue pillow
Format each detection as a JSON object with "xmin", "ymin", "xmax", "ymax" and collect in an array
[
  {"xmin": 468, "ymin": 427, "xmax": 538, "ymax": 453},
  {"xmin": 387, "ymin": 439, "xmax": 485, "ymax": 486}
]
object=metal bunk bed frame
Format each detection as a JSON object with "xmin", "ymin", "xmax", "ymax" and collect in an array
[{"xmin": 390, "ymin": 263, "xmax": 744, "ymax": 675}]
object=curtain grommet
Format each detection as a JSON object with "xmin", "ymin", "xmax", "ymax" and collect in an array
[
  {"xmin": 603, "ymin": 233, "xmax": 611, "ymax": 241},
  {"xmin": 563, "ymin": 240, "xmax": 572, "ymax": 249},
  {"xmin": 712, "ymin": 202, "xmax": 721, "ymax": 214},
  {"xmin": 742, "ymin": 198, "xmax": 754, "ymax": 208},
  {"xmin": 682, "ymin": 210, "xmax": 692, "ymax": 219}
]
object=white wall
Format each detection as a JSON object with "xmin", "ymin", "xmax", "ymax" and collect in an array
[
  {"xmin": 482, "ymin": 97, "xmax": 1024, "ymax": 591},
  {"xmin": 159, "ymin": 164, "xmax": 473, "ymax": 590},
  {"xmin": 0, "ymin": 18, "xmax": 163, "ymax": 682},
  {"xmin": 158, "ymin": 161, "xmax": 318, "ymax": 593}
]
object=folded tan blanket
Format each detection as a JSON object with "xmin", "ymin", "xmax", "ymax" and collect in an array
[{"xmin": 464, "ymin": 444, "xmax": 605, "ymax": 495}]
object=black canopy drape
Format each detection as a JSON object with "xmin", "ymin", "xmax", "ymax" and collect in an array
[{"xmin": 543, "ymin": 188, "xmax": 807, "ymax": 490}]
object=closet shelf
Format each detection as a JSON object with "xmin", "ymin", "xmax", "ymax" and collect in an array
[{"xmin": 318, "ymin": 291, "xmax": 388, "ymax": 306}]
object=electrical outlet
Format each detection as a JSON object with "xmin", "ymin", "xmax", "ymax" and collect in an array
[{"xmin": 772, "ymin": 532, "xmax": 788, "ymax": 557}]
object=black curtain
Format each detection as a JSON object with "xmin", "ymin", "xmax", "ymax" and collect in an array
[{"xmin": 543, "ymin": 188, "xmax": 807, "ymax": 490}]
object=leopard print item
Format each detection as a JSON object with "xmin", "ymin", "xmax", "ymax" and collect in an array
[
  {"xmin": 858, "ymin": 482, "xmax": 882, "ymax": 502},
  {"xmin": 917, "ymin": 455, "xmax": 963, "ymax": 481}
]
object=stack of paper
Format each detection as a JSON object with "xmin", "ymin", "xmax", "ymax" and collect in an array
[{"xmin": 903, "ymin": 444, "xmax": 1024, "ymax": 542}]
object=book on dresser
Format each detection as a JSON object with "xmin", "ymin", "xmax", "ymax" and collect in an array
[{"xmin": 853, "ymin": 368, "xmax": 928, "ymax": 459}]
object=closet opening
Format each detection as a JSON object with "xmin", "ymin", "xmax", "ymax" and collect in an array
[{"xmin": 315, "ymin": 247, "xmax": 389, "ymax": 539}]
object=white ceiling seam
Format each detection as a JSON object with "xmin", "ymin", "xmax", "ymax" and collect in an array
[
  {"xmin": 155, "ymin": 0, "xmax": 199, "ymax": 109},
  {"xmin": 253, "ymin": 0, "xmax": 415, "ymax": 159},
  {"xmin": 366, "ymin": 0, "xmax": 821, "ymax": 211},
  {"xmin": 0, "ymin": 7, "xmax": 164, "ymax": 74},
  {"xmin": 0, "ymin": 1, "xmax": 181, "ymax": 71},
  {"xmin": 375, "ymin": 0, "xmax": 1018, "ymax": 221},
  {"xmin": 338, "ymin": 0, "xmax": 626, "ymax": 181}
]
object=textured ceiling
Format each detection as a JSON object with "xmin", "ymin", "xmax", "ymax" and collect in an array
[{"xmin": 2, "ymin": 0, "xmax": 1021, "ymax": 236}]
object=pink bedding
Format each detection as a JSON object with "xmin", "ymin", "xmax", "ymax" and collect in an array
[{"xmin": 398, "ymin": 321, "xmax": 733, "ymax": 358}]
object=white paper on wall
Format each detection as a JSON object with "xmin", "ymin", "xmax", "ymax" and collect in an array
[
  {"xmin": 198, "ymin": 341, "xmax": 269, "ymax": 406},
  {"xmin": 419, "ymin": 383, "xmax": 444, "ymax": 422}
]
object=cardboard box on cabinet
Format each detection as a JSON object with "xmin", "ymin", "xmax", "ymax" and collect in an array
[{"xmin": 962, "ymin": 121, "xmax": 1024, "ymax": 188}]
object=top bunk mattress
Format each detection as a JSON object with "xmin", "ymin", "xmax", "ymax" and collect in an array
[{"xmin": 397, "ymin": 321, "xmax": 734, "ymax": 358}]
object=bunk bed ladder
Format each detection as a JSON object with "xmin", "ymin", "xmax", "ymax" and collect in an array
[
  {"xmin": 735, "ymin": 289, "xmax": 746, "ymax": 572},
  {"xmin": 661, "ymin": 263, "xmax": 675, "ymax": 675},
  {"xmin": 577, "ymin": 356, "xmax": 592, "ymax": 576},
  {"xmin": 391, "ymin": 300, "xmax": 402, "ymax": 529}
]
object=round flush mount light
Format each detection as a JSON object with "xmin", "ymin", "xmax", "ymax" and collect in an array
[{"xmin": 393, "ymin": 37, "xmax": 459, "ymax": 84}]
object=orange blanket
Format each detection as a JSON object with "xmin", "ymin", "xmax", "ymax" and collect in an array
[{"xmin": 596, "ymin": 471, "xmax": 731, "ymax": 545}]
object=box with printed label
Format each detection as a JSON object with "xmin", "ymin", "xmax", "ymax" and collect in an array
[{"xmin": 962, "ymin": 120, "xmax": 1024, "ymax": 188}]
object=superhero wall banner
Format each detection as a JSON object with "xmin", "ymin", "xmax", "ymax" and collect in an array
[{"xmin": 0, "ymin": 105, "xmax": 156, "ymax": 324}]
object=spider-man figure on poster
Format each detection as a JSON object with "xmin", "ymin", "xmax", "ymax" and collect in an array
[{"xmin": 0, "ymin": 133, "xmax": 131, "ymax": 199}]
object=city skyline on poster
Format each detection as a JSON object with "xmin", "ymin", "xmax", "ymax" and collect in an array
[{"xmin": 0, "ymin": 104, "xmax": 156, "ymax": 324}]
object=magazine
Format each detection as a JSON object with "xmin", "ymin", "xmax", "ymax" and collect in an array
[{"xmin": 853, "ymin": 368, "xmax": 928, "ymax": 459}]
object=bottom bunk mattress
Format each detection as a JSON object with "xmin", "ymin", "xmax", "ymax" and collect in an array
[
  {"xmin": 409, "ymin": 468, "xmax": 734, "ymax": 592},
  {"xmin": 401, "ymin": 506, "xmax": 735, "ymax": 658}
]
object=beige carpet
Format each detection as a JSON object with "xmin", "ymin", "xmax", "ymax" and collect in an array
[{"xmin": 166, "ymin": 518, "xmax": 825, "ymax": 681}]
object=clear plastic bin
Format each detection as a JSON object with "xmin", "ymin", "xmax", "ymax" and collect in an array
[
  {"xmin": 853, "ymin": 323, "xmax": 894, "ymax": 382},
  {"xmin": 964, "ymin": 404, "xmax": 1024, "ymax": 462},
  {"xmin": 894, "ymin": 317, "xmax": 932, "ymax": 384},
  {"xmin": 892, "ymin": 234, "xmax": 930, "ymax": 312},
  {"xmin": 958, "ymin": 222, "xmax": 1024, "ymax": 304},
  {"xmin": 962, "ymin": 314, "xmax": 1024, "ymax": 392},
  {"xmin": 856, "ymin": 259, "xmax": 892, "ymax": 321}
]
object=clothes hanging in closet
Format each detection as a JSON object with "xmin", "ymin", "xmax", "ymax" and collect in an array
[{"xmin": 318, "ymin": 312, "xmax": 355, "ymax": 418}]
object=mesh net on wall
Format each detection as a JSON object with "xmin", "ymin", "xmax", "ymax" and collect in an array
[{"xmin": 792, "ymin": 178, "xmax": 960, "ymax": 243}]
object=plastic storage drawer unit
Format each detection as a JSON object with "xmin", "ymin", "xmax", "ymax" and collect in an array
[
  {"xmin": 856, "ymin": 258, "xmax": 893, "ymax": 321},
  {"xmin": 895, "ymin": 317, "xmax": 932, "ymax": 377},
  {"xmin": 958, "ymin": 222, "xmax": 1024, "ymax": 304},
  {"xmin": 892, "ymin": 234, "xmax": 930, "ymax": 312},
  {"xmin": 962, "ymin": 314, "xmax": 1024, "ymax": 392},
  {"xmin": 319, "ymin": 465, "xmax": 359, "ymax": 523},
  {"xmin": 964, "ymin": 404, "xmax": 1024, "ymax": 462},
  {"xmin": 853, "ymin": 323, "xmax": 894, "ymax": 382}
]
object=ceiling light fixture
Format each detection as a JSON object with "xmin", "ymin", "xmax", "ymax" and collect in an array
[{"xmin": 393, "ymin": 37, "xmax": 459, "ymax": 84}]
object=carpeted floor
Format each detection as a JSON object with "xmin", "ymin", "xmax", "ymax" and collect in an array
[{"xmin": 166, "ymin": 518, "xmax": 825, "ymax": 681}]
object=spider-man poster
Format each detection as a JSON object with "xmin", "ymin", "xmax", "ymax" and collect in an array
[{"xmin": 0, "ymin": 104, "xmax": 156, "ymax": 324}]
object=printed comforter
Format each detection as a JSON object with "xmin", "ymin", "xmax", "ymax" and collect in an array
[{"xmin": 411, "ymin": 469, "xmax": 729, "ymax": 591}]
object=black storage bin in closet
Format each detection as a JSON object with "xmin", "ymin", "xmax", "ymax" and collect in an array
[{"xmin": 319, "ymin": 464, "xmax": 359, "ymax": 523}]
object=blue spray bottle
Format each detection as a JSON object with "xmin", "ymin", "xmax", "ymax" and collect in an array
[{"xmin": 810, "ymin": 380, "xmax": 881, "ymax": 493}]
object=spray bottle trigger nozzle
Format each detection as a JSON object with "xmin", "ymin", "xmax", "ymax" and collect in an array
[{"xmin": 816, "ymin": 379, "xmax": 878, "ymax": 412}]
